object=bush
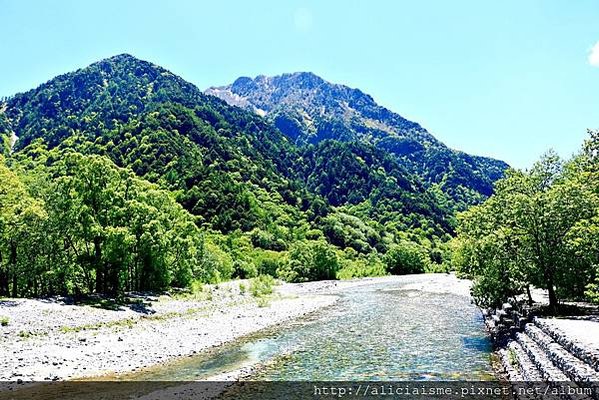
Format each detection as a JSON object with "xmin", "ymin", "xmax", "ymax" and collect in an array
[
  {"xmin": 337, "ymin": 255, "xmax": 386, "ymax": 280},
  {"xmin": 424, "ymin": 262, "xmax": 450, "ymax": 273},
  {"xmin": 232, "ymin": 260, "xmax": 257, "ymax": 279},
  {"xmin": 585, "ymin": 277, "xmax": 599, "ymax": 304},
  {"xmin": 252, "ymin": 250, "xmax": 287, "ymax": 277},
  {"xmin": 305, "ymin": 229, "xmax": 324, "ymax": 240},
  {"xmin": 250, "ymin": 229, "xmax": 287, "ymax": 251},
  {"xmin": 384, "ymin": 241, "xmax": 429, "ymax": 275},
  {"xmin": 198, "ymin": 240, "xmax": 234, "ymax": 283},
  {"xmin": 249, "ymin": 275, "xmax": 276, "ymax": 297},
  {"xmin": 0, "ymin": 316, "xmax": 8, "ymax": 326},
  {"xmin": 278, "ymin": 241, "xmax": 339, "ymax": 283},
  {"xmin": 176, "ymin": 280, "xmax": 212, "ymax": 301}
]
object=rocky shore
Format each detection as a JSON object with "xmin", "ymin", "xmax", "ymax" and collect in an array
[{"xmin": 0, "ymin": 276, "xmax": 407, "ymax": 382}]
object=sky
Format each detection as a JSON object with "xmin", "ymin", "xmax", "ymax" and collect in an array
[{"xmin": 1, "ymin": 0, "xmax": 598, "ymax": 169}]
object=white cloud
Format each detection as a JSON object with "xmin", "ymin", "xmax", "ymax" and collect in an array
[{"xmin": 589, "ymin": 41, "xmax": 599, "ymax": 67}]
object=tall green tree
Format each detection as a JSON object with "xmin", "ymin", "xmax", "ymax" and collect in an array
[
  {"xmin": 0, "ymin": 156, "xmax": 46, "ymax": 296},
  {"xmin": 456, "ymin": 144, "xmax": 599, "ymax": 311}
]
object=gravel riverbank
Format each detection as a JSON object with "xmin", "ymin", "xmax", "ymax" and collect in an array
[{"xmin": 0, "ymin": 274, "xmax": 471, "ymax": 382}]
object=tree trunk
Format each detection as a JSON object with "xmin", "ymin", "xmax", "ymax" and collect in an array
[
  {"xmin": 547, "ymin": 275, "xmax": 558, "ymax": 314},
  {"xmin": 0, "ymin": 249, "xmax": 8, "ymax": 296},
  {"xmin": 10, "ymin": 243, "xmax": 17, "ymax": 298},
  {"xmin": 94, "ymin": 237, "xmax": 104, "ymax": 293},
  {"xmin": 526, "ymin": 285, "xmax": 533, "ymax": 306}
]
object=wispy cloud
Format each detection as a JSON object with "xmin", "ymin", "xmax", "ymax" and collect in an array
[{"xmin": 589, "ymin": 41, "xmax": 599, "ymax": 67}]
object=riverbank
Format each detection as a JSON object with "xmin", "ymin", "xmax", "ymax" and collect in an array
[
  {"xmin": 1, "ymin": 275, "xmax": 471, "ymax": 382},
  {"xmin": 0, "ymin": 274, "xmax": 474, "ymax": 382},
  {"xmin": 485, "ymin": 290, "xmax": 599, "ymax": 386}
]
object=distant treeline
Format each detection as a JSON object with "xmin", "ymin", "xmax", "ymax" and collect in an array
[{"xmin": 0, "ymin": 144, "xmax": 450, "ymax": 297}]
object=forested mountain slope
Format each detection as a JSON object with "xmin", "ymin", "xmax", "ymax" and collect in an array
[
  {"xmin": 0, "ymin": 54, "xmax": 501, "ymax": 297},
  {"xmin": 206, "ymin": 72, "xmax": 509, "ymax": 208}
]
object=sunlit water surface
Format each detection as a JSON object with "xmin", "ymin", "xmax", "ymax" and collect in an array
[{"xmin": 130, "ymin": 277, "xmax": 495, "ymax": 381}]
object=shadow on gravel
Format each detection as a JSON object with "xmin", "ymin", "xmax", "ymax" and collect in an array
[
  {"xmin": 0, "ymin": 300, "xmax": 19, "ymax": 307},
  {"xmin": 534, "ymin": 303, "xmax": 599, "ymax": 319},
  {"xmin": 33, "ymin": 294, "xmax": 159, "ymax": 314}
]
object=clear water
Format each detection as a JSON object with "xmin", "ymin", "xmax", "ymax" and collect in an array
[{"xmin": 130, "ymin": 278, "xmax": 495, "ymax": 381}]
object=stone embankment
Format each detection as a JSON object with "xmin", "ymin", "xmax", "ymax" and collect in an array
[{"xmin": 485, "ymin": 299, "xmax": 599, "ymax": 399}]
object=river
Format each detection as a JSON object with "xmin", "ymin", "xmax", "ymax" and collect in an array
[{"xmin": 131, "ymin": 275, "xmax": 495, "ymax": 382}]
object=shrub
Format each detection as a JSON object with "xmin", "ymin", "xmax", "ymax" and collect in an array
[
  {"xmin": 305, "ymin": 229, "xmax": 324, "ymax": 240},
  {"xmin": 0, "ymin": 316, "xmax": 8, "ymax": 327},
  {"xmin": 384, "ymin": 241, "xmax": 430, "ymax": 275},
  {"xmin": 250, "ymin": 229, "xmax": 287, "ymax": 251},
  {"xmin": 252, "ymin": 250, "xmax": 287, "ymax": 277},
  {"xmin": 198, "ymin": 240, "xmax": 234, "ymax": 283},
  {"xmin": 232, "ymin": 260, "xmax": 257, "ymax": 279},
  {"xmin": 424, "ymin": 262, "xmax": 450, "ymax": 273},
  {"xmin": 337, "ymin": 256, "xmax": 386, "ymax": 280},
  {"xmin": 585, "ymin": 277, "xmax": 599, "ymax": 304},
  {"xmin": 256, "ymin": 297, "xmax": 270, "ymax": 308},
  {"xmin": 278, "ymin": 241, "xmax": 339, "ymax": 283},
  {"xmin": 249, "ymin": 275, "xmax": 276, "ymax": 298}
]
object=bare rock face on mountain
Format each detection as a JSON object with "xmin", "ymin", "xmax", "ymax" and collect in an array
[{"xmin": 207, "ymin": 72, "xmax": 509, "ymax": 206}]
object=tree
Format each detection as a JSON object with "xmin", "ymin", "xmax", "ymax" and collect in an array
[
  {"xmin": 0, "ymin": 156, "xmax": 47, "ymax": 296},
  {"xmin": 384, "ymin": 241, "xmax": 430, "ymax": 275},
  {"xmin": 456, "ymin": 147, "xmax": 599, "ymax": 311},
  {"xmin": 278, "ymin": 240, "xmax": 339, "ymax": 282},
  {"xmin": 1, "ymin": 148, "xmax": 208, "ymax": 298}
]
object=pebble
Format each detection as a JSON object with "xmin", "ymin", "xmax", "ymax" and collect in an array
[{"xmin": 0, "ymin": 277, "xmax": 355, "ymax": 380}]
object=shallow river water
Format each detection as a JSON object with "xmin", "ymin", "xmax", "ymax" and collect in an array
[{"xmin": 132, "ymin": 276, "xmax": 495, "ymax": 381}]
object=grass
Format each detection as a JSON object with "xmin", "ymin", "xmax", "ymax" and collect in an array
[
  {"xmin": 58, "ymin": 307, "xmax": 210, "ymax": 334},
  {"xmin": 256, "ymin": 297, "xmax": 271, "ymax": 308},
  {"xmin": 507, "ymin": 348, "xmax": 519, "ymax": 368},
  {"xmin": 59, "ymin": 318, "xmax": 136, "ymax": 333},
  {"xmin": 248, "ymin": 275, "xmax": 277, "ymax": 308},
  {"xmin": 172, "ymin": 280, "xmax": 213, "ymax": 301},
  {"xmin": 17, "ymin": 330, "xmax": 47, "ymax": 339},
  {"xmin": 0, "ymin": 316, "xmax": 8, "ymax": 326},
  {"xmin": 249, "ymin": 275, "xmax": 275, "ymax": 298}
]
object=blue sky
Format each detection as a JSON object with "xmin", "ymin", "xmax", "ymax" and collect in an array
[{"xmin": 1, "ymin": 0, "xmax": 598, "ymax": 168}]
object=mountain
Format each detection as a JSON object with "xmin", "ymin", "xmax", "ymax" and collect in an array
[
  {"xmin": 206, "ymin": 72, "xmax": 509, "ymax": 207},
  {"xmin": 0, "ymin": 54, "xmax": 452, "ymax": 259}
]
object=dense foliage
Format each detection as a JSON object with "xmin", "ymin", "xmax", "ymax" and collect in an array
[
  {"xmin": 0, "ymin": 149, "xmax": 204, "ymax": 296},
  {"xmin": 0, "ymin": 54, "xmax": 504, "ymax": 297},
  {"xmin": 454, "ymin": 130, "xmax": 599, "ymax": 310},
  {"xmin": 206, "ymin": 72, "xmax": 509, "ymax": 209}
]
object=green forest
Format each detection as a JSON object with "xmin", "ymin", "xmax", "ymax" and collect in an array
[
  {"xmin": 1, "ymin": 54, "xmax": 597, "ymax": 310},
  {"xmin": 0, "ymin": 55, "xmax": 457, "ymax": 298},
  {"xmin": 454, "ymin": 130, "xmax": 599, "ymax": 311}
]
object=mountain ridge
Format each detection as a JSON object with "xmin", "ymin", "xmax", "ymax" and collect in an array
[
  {"xmin": 0, "ymin": 53, "xmax": 512, "ymax": 293},
  {"xmin": 0, "ymin": 54, "xmax": 451, "ymax": 236},
  {"xmin": 206, "ymin": 72, "xmax": 509, "ymax": 206}
]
